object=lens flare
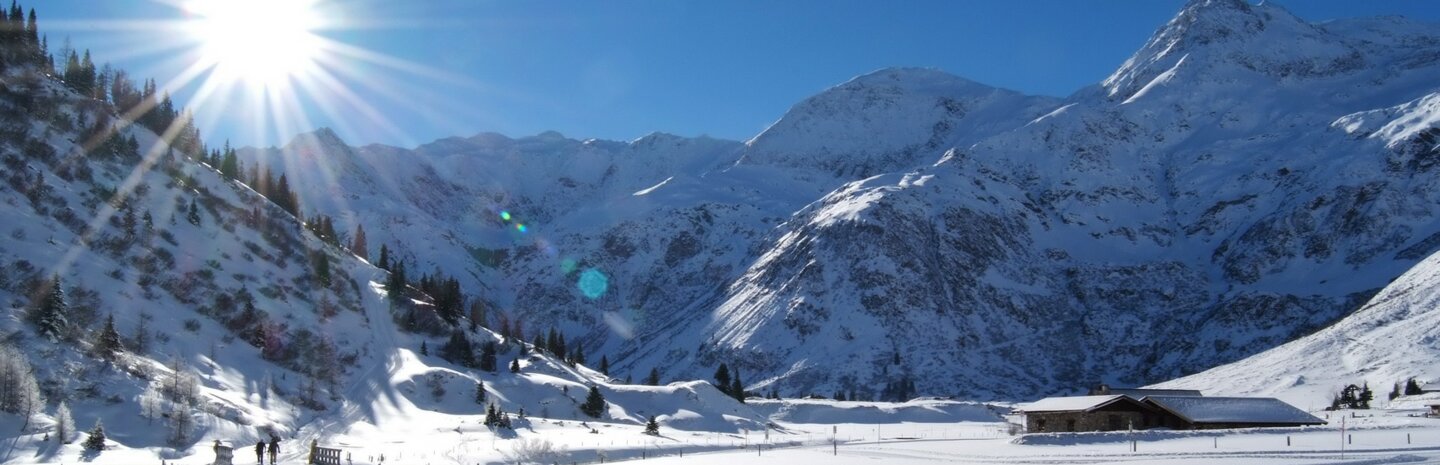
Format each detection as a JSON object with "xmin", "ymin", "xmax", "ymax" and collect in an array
[
  {"xmin": 560, "ymin": 258, "xmax": 578, "ymax": 274},
  {"xmin": 515, "ymin": 223, "xmax": 527, "ymax": 233},
  {"xmin": 500, "ymin": 211, "xmax": 512, "ymax": 222},
  {"xmin": 578, "ymin": 268, "xmax": 609, "ymax": 299},
  {"xmin": 602, "ymin": 311, "xmax": 635, "ymax": 340}
]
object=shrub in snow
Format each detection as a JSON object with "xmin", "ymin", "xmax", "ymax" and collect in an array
[{"xmin": 504, "ymin": 438, "xmax": 565, "ymax": 464}]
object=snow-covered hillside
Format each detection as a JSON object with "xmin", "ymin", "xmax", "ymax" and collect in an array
[
  {"xmin": 232, "ymin": 0, "xmax": 1440, "ymax": 401},
  {"xmin": 0, "ymin": 44, "xmax": 768, "ymax": 464},
  {"xmin": 1152, "ymin": 245, "xmax": 1440, "ymax": 408}
]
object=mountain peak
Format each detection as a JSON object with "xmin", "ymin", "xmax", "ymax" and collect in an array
[
  {"xmin": 738, "ymin": 67, "xmax": 1055, "ymax": 178},
  {"xmin": 284, "ymin": 127, "xmax": 350, "ymax": 152},
  {"xmin": 1100, "ymin": 0, "xmax": 1363, "ymax": 101}
]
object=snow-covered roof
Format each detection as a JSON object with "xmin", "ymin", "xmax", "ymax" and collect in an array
[
  {"xmin": 1019, "ymin": 395, "xmax": 1135, "ymax": 413},
  {"xmin": 1145, "ymin": 396, "xmax": 1325, "ymax": 425}
]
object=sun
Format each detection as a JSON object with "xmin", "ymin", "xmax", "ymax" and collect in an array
[{"xmin": 185, "ymin": 0, "xmax": 323, "ymax": 88}]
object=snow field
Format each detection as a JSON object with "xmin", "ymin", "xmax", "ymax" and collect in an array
[{"xmin": 642, "ymin": 410, "xmax": 1440, "ymax": 465}]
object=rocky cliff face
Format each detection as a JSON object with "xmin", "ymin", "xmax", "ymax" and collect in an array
[{"xmin": 242, "ymin": 0, "xmax": 1440, "ymax": 399}]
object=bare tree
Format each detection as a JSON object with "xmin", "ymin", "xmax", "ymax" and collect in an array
[
  {"xmin": 0, "ymin": 345, "xmax": 44, "ymax": 431},
  {"xmin": 503, "ymin": 438, "xmax": 566, "ymax": 464}
]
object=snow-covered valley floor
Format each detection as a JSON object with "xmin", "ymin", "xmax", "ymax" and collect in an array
[
  {"xmin": 651, "ymin": 411, "xmax": 1440, "ymax": 465},
  {"xmin": 11, "ymin": 402, "xmax": 1440, "ymax": 464}
]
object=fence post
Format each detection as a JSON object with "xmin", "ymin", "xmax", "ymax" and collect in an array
[{"xmin": 1287, "ymin": 436, "xmax": 1290, "ymax": 447}]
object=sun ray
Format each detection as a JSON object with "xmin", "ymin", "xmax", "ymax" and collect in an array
[
  {"xmin": 298, "ymin": 66, "xmax": 414, "ymax": 146},
  {"xmin": 53, "ymin": 79, "xmax": 228, "ymax": 283},
  {"xmin": 310, "ymin": 53, "xmax": 503, "ymax": 146}
]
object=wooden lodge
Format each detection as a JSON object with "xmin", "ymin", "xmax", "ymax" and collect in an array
[{"xmin": 1019, "ymin": 395, "xmax": 1165, "ymax": 432}]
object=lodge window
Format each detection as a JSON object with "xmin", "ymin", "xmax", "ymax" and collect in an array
[{"xmin": 1066, "ymin": 419, "xmax": 1075, "ymax": 432}]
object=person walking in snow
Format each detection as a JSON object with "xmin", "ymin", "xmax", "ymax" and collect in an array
[
  {"xmin": 268, "ymin": 436, "xmax": 280, "ymax": 464},
  {"xmin": 255, "ymin": 441, "xmax": 265, "ymax": 464}
]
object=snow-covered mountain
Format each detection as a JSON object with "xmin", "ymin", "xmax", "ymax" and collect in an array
[{"xmin": 233, "ymin": 0, "xmax": 1440, "ymax": 401}]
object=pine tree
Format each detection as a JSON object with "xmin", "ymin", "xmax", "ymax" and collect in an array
[
  {"xmin": 55, "ymin": 401, "xmax": 74, "ymax": 443},
  {"xmin": 219, "ymin": 142, "xmax": 238, "ymax": 179},
  {"xmin": 644, "ymin": 415, "xmax": 660, "ymax": 436},
  {"xmin": 646, "ymin": 367, "xmax": 660, "ymax": 386},
  {"xmin": 1390, "ymin": 382, "xmax": 1403, "ymax": 401},
  {"xmin": 94, "ymin": 314, "xmax": 123, "ymax": 360},
  {"xmin": 351, "ymin": 224, "xmax": 368, "ymax": 261},
  {"xmin": 469, "ymin": 301, "xmax": 487, "ymax": 332},
  {"xmin": 121, "ymin": 205, "xmax": 137, "ymax": 239},
  {"xmin": 130, "ymin": 316, "xmax": 149, "ymax": 354},
  {"xmin": 580, "ymin": 385, "xmax": 605, "ymax": 418},
  {"xmin": 32, "ymin": 275, "xmax": 68, "ymax": 342},
  {"xmin": 729, "ymin": 367, "xmax": 745, "ymax": 403},
  {"xmin": 186, "ymin": 200, "xmax": 201, "ymax": 225},
  {"xmin": 474, "ymin": 381, "xmax": 486, "ymax": 405},
  {"xmin": 484, "ymin": 403, "xmax": 499, "ymax": 427},
  {"xmin": 599, "ymin": 355, "xmax": 610, "ymax": 376},
  {"xmin": 313, "ymin": 252, "xmax": 331, "ymax": 288},
  {"xmin": 479, "ymin": 341, "xmax": 497, "ymax": 372},
  {"xmin": 82, "ymin": 419, "xmax": 105, "ymax": 451},
  {"xmin": 440, "ymin": 330, "xmax": 475, "ymax": 368},
  {"xmin": 275, "ymin": 174, "xmax": 298, "ymax": 216},
  {"xmin": 376, "ymin": 244, "xmax": 390, "ymax": 271},
  {"xmin": 419, "ymin": 341, "xmax": 428, "ymax": 356},
  {"xmin": 1359, "ymin": 382, "xmax": 1374, "ymax": 409},
  {"xmin": 386, "ymin": 260, "xmax": 407, "ymax": 303},
  {"xmin": 1406, "ymin": 378, "xmax": 1424, "ymax": 395},
  {"xmin": 714, "ymin": 363, "xmax": 731, "ymax": 394},
  {"xmin": 509, "ymin": 358, "xmax": 520, "ymax": 373}
]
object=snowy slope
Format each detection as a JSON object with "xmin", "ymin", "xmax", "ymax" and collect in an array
[
  {"xmin": 1152, "ymin": 245, "xmax": 1440, "ymax": 408},
  {"xmin": 0, "ymin": 59, "xmax": 768, "ymax": 465}
]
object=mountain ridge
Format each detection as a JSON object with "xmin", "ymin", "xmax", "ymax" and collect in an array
[{"xmin": 231, "ymin": 2, "xmax": 1440, "ymax": 400}]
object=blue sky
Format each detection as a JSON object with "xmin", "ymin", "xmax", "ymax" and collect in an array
[{"xmin": 33, "ymin": 0, "xmax": 1440, "ymax": 149}]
